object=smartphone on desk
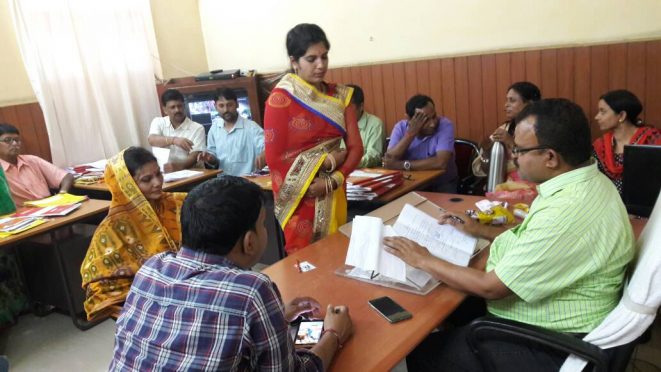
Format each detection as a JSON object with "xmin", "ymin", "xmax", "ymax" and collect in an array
[
  {"xmin": 294, "ymin": 320, "xmax": 324, "ymax": 348},
  {"xmin": 368, "ymin": 296, "xmax": 412, "ymax": 323}
]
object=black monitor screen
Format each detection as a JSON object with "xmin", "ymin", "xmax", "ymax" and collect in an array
[
  {"xmin": 623, "ymin": 144, "xmax": 661, "ymax": 217},
  {"xmin": 184, "ymin": 90, "xmax": 252, "ymax": 132}
]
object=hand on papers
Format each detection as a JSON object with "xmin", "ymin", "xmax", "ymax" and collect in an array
[
  {"xmin": 197, "ymin": 151, "xmax": 216, "ymax": 164},
  {"xmin": 323, "ymin": 304, "xmax": 353, "ymax": 345},
  {"xmin": 285, "ymin": 297, "xmax": 322, "ymax": 322},
  {"xmin": 173, "ymin": 137, "xmax": 194, "ymax": 152},
  {"xmin": 438, "ymin": 211, "xmax": 481, "ymax": 238},
  {"xmin": 383, "ymin": 237, "xmax": 432, "ymax": 269}
]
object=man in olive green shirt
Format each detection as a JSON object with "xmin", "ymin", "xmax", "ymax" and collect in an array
[
  {"xmin": 346, "ymin": 85, "xmax": 385, "ymax": 168},
  {"xmin": 384, "ymin": 99, "xmax": 634, "ymax": 371}
]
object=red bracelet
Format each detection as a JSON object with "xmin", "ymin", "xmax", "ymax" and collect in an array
[{"xmin": 321, "ymin": 328, "xmax": 342, "ymax": 349}]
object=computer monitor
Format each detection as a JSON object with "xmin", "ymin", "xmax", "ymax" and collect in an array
[
  {"xmin": 184, "ymin": 89, "xmax": 253, "ymax": 133},
  {"xmin": 622, "ymin": 144, "xmax": 661, "ymax": 217}
]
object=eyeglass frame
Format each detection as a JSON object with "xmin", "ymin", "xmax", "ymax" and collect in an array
[
  {"xmin": 511, "ymin": 145, "xmax": 551, "ymax": 156},
  {"xmin": 0, "ymin": 137, "xmax": 21, "ymax": 144}
]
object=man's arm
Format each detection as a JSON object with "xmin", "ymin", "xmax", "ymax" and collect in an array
[
  {"xmin": 148, "ymin": 134, "xmax": 194, "ymax": 152},
  {"xmin": 383, "ymin": 237, "xmax": 512, "ymax": 300},
  {"xmin": 165, "ymin": 151, "xmax": 200, "ymax": 172},
  {"xmin": 386, "ymin": 150, "xmax": 453, "ymax": 171},
  {"xmin": 58, "ymin": 173, "xmax": 74, "ymax": 193}
]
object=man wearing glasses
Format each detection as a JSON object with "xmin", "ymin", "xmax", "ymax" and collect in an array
[
  {"xmin": 0, "ymin": 123, "xmax": 73, "ymax": 206},
  {"xmin": 384, "ymin": 99, "xmax": 634, "ymax": 370}
]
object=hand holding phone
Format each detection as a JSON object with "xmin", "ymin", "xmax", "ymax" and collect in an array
[
  {"xmin": 322, "ymin": 304, "xmax": 353, "ymax": 346},
  {"xmin": 294, "ymin": 320, "xmax": 324, "ymax": 348},
  {"xmin": 368, "ymin": 296, "xmax": 412, "ymax": 323}
]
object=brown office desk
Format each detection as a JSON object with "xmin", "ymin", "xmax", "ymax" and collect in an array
[
  {"xmin": 73, "ymin": 169, "xmax": 221, "ymax": 195},
  {"xmin": 263, "ymin": 192, "xmax": 484, "ymax": 371},
  {"xmin": 245, "ymin": 174, "xmax": 272, "ymax": 191},
  {"xmin": 0, "ymin": 199, "xmax": 110, "ymax": 330}
]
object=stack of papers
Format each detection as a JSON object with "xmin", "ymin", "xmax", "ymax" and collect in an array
[
  {"xmin": 345, "ymin": 204, "xmax": 481, "ymax": 289},
  {"xmin": 346, "ymin": 169, "xmax": 403, "ymax": 201},
  {"xmin": 24, "ymin": 193, "xmax": 88, "ymax": 208},
  {"xmin": 0, "ymin": 216, "xmax": 47, "ymax": 237},
  {"xmin": 163, "ymin": 169, "xmax": 202, "ymax": 183},
  {"xmin": 13, "ymin": 203, "xmax": 82, "ymax": 218}
]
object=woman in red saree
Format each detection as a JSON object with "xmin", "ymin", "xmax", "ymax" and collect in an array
[
  {"xmin": 593, "ymin": 89, "xmax": 661, "ymax": 195},
  {"xmin": 264, "ymin": 24, "xmax": 363, "ymax": 254}
]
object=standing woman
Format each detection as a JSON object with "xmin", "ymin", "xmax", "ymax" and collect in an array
[
  {"xmin": 80, "ymin": 147, "xmax": 185, "ymax": 321},
  {"xmin": 593, "ymin": 89, "xmax": 661, "ymax": 195},
  {"xmin": 264, "ymin": 23, "xmax": 363, "ymax": 254}
]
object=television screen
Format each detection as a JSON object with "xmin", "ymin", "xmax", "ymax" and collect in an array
[{"xmin": 184, "ymin": 89, "xmax": 253, "ymax": 133}]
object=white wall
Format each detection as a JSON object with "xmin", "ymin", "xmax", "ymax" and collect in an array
[{"xmin": 199, "ymin": 0, "xmax": 661, "ymax": 73}]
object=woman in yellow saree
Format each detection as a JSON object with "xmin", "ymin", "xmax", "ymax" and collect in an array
[
  {"xmin": 264, "ymin": 24, "xmax": 363, "ymax": 254},
  {"xmin": 80, "ymin": 147, "xmax": 185, "ymax": 321}
]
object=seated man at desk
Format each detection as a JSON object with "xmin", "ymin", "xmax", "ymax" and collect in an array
[
  {"xmin": 110, "ymin": 176, "xmax": 353, "ymax": 371},
  {"xmin": 346, "ymin": 84, "xmax": 385, "ymax": 168},
  {"xmin": 0, "ymin": 123, "xmax": 74, "ymax": 206},
  {"xmin": 383, "ymin": 94, "xmax": 457, "ymax": 192},
  {"xmin": 198, "ymin": 88, "xmax": 265, "ymax": 176},
  {"xmin": 384, "ymin": 99, "xmax": 634, "ymax": 371},
  {"xmin": 148, "ymin": 89, "xmax": 206, "ymax": 172}
]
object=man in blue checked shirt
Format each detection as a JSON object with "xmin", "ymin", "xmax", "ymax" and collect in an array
[{"xmin": 109, "ymin": 176, "xmax": 353, "ymax": 371}]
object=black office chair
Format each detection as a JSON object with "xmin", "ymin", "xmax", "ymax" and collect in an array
[{"xmin": 454, "ymin": 138, "xmax": 484, "ymax": 195}]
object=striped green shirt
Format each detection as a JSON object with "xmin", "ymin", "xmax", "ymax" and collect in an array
[{"xmin": 486, "ymin": 162, "xmax": 634, "ymax": 333}]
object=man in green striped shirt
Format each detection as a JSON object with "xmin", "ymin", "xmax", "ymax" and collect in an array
[{"xmin": 384, "ymin": 98, "xmax": 634, "ymax": 371}]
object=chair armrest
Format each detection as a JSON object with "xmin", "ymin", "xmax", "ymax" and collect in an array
[{"xmin": 466, "ymin": 316, "xmax": 609, "ymax": 372}]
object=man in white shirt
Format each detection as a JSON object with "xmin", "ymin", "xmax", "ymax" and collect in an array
[
  {"xmin": 148, "ymin": 89, "xmax": 206, "ymax": 172},
  {"xmin": 198, "ymin": 89, "xmax": 265, "ymax": 176}
]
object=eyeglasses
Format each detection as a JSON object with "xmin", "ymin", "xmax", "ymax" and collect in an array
[
  {"xmin": 0, "ymin": 137, "xmax": 21, "ymax": 144},
  {"xmin": 511, "ymin": 145, "xmax": 550, "ymax": 155}
]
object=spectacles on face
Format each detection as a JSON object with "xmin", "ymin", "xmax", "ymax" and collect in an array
[
  {"xmin": 511, "ymin": 145, "xmax": 550, "ymax": 156},
  {"xmin": 0, "ymin": 137, "xmax": 21, "ymax": 145}
]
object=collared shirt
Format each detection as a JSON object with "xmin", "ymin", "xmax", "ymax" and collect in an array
[
  {"xmin": 207, "ymin": 116, "xmax": 265, "ymax": 176},
  {"xmin": 149, "ymin": 116, "xmax": 206, "ymax": 163},
  {"xmin": 487, "ymin": 162, "xmax": 634, "ymax": 333},
  {"xmin": 0, "ymin": 155, "xmax": 68, "ymax": 206},
  {"xmin": 357, "ymin": 112, "xmax": 386, "ymax": 168},
  {"xmin": 109, "ymin": 247, "xmax": 323, "ymax": 371},
  {"xmin": 388, "ymin": 116, "xmax": 458, "ymax": 184}
]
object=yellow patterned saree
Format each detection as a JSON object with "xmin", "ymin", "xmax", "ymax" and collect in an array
[{"xmin": 80, "ymin": 150, "xmax": 184, "ymax": 321}]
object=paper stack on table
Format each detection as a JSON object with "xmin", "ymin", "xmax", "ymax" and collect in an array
[
  {"xmin": 346, "ymin": 169, "xmax": 403, "ymax": 201},
  {"xmin": 163, "ymin": 169, "xmax": 202, "ymax": 183}
]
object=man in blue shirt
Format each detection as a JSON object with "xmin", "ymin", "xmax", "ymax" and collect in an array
[{"xmin": 199, "ymin": 89, "xmax": 265, "ymax": 176}]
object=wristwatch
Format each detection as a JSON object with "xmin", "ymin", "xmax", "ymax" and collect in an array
[{"xmin": 403, "ymin": 160, "xmax": 411, "ymax": 171}]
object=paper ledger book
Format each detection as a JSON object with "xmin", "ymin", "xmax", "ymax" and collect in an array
[{"xmin": 340, "ymin": 203, "xmax": 482, "ymax": 294}]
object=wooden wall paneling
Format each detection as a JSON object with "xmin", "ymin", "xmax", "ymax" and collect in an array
[
  {"xmin": 556, "ymin": 48, "xmax": 575, "ymax": 100},
  {"xmin": 574, "ymin": 46, "xmax": 592, "ymax": 123},
  {"xmin": 415, "ymin": 60, "xmax": 431, "ymax": 98},
  {"xmin": 349, "ymin": 66, "xmax": 362, "ymax": 86},
  {"xmin": 14, "ymin": 104, "xmax": 41, "ymax": 161},
  {"xmin": 495, "ymin": 53, "xmax": 511, "ymax": 124},
  {"xmin": 524, "ymin": 50, "xmax": 542, "ymax": 88},
  {"xmin": 540, "ymin": 49, "xmax": 558, "ymax": 98},
  {"xmin": 590, "ymin": 45, "xmax": 610, "ymax": 137},
  {"xmin": 359, "ymin": 65, "xmax": 375, "ymax": 117},
  {"xmin": 644, "ymin": 41, "xmax": 661, "ymax": 126},
  {"xmin": 0, "ymin": 103, "xmax": 51, "ymax": 161},
  {"xmin": 29, "ymin": 103, "xmax": 51, "ymax": 159},
  {"xmin": 625, "ymin": 42, "xmax": 646, "ymax": 99},
  {"xmin": 510, "ymin": 51, "xmax": 526, "ymax": 83},
  {"xmin": 381, "ymin": 63, "xmax": 398, "ymax": 133},
  {"xmin": 453, "ymin": 57, "xmax": 470, "ymax": 140},
  {"xmin": 392, "ymin": 62, "xmax": 407, "ymax": 126},
  {"xmin": 481, "ymin": 54, "xmax": 498, "ymax": 138},
  {"xmin": 325, "ymin": 69, "xmax": 336, "ymax": 83},
  {"xmin": 341, "ymin": 67, "xmax": 352, "ymax": 85},
  {"xmin": 403, "ymin": 61, "xmax": 418, "ymax": 99},
  {"xmin": 369, "ymin": 64, "xmax": 387, "ymax": 125},
  {"xmin": 467, "ymin": 56, "xmax": 485, "ymax": 140},
  {"xmin": 607, "ymin": 44, "xmax": 628, "ymax": 90},
  {"xmin": 440, "ymin": 59, "xmax": 457, "ymax": 132},
  {"xmin": 428, "ymin": 59, "xmax": 443, "ymax": 116}
]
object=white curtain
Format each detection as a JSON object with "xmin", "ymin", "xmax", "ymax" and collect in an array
[{"xmin": 9, "ymin": 0, "xmax": 163, "ymax": 167}]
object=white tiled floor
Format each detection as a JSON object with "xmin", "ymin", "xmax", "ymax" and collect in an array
[{"xmin": 1, "ymin": 311, "xmax": 658, "ymax": 372}]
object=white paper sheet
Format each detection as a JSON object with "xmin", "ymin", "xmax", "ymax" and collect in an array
[
  {"xmin": 163, "ymin": 169, "xmax": 202, "ymax": 183},
  {"xmin": 152, "ymin": 147, "xmax": 170, "ymax": 171},
  {"xmin": 345, "ymin": 216, "xmax": 382, "ymax": 271}
]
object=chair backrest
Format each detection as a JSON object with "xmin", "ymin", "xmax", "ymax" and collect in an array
[{"xmin": 454, "ymin": 138, "xmax": 479, "ymax": 181}]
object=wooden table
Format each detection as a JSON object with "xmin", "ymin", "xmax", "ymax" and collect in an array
[
  {"xmin": 263, "ymin": 192, "xmax": 484, "ymax": 371},
  {"xmin": 0, "ymin": 199, "xmax": 110, "ymax": 330},
  {"xmin": 73, "ymin": 169, "xmax": 221, "ymax": 196}
]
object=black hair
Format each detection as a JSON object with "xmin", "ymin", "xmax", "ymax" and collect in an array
[
  {"xmin": 508, "ymin": 81, "xmax": 542, "ymax": 103},
  {"xmin": 600, "ymin": 89, "xmax": 644, "ymax": 126},
  {"xmin": 123, "ymin": 147, "xmax": 157, "ymax": 177},
  {"xmin": 286, "ymin": 23, "xmax": 330, "ymax": 60},
  {"xmin": 214, "ymin": 88, "xmax": 238, "ymax": 103},
  {"xmin": 515, "ymin": 98, "xmax": 592, "ymax": 167},
  {"xmin": 0, "ymin": 123, "xmax": 19, "ymax": 136},
  {"xmin": 405, "ymin": 95, "xmax": 435, "ymax": 118},
  {"xmin": 181, "ymin": 176, "xmax": 265, "ymax": 255},
  {"xmin": 160, "ymin": 89, "xmax": 184, "ymax": 106},
  {"xmin": 347, "ymin": 84, "xmax": 364, "ymax": 106}
]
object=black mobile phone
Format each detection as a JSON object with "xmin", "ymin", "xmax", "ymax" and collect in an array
[
  {"xmin": 368, "ymin": 296, "xmax": 412, "ymax": 323},
  {"xmin": 294, "ymin": 320, "xmax": 324, "ymax": 348}
]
